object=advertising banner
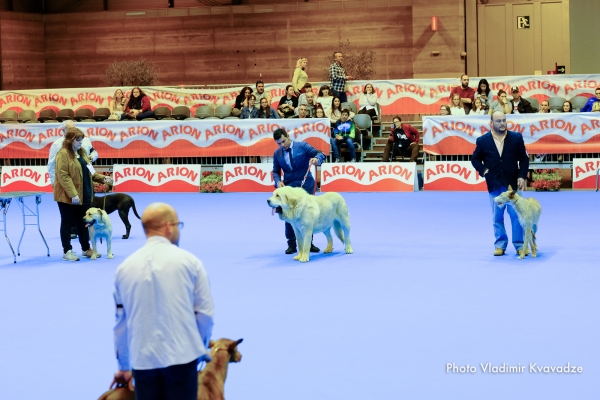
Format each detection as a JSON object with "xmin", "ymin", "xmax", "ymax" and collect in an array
[
  {"xmin": 0, "ymin": 166, "xmax": 52, "ymax": 193},
  {"xmin": 113, "ymin": 164, "xmax": 201, "ymax": 192},
  {"xmin": 572, "ymin": 158, "xmax": 600, "ymax": 189},
  {"xmin": 223, "ymin": 163, "xmax": 276, "ymax": 192},
  {"xmin": 423, "ymin": 161, "xmax": 486, "ymax": 191},
  {"xmin": 320, "ymin": 162, "xmax": 416, "ymax": 192}
]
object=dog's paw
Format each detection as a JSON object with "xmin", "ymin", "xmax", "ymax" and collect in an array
[
  {"xmin": 323, "ymin": 245, "xmax": 333, "ymax": 254},
  {"xmin": 91, "ymin": 254, "xmax": 98, "ymax": 260},
  {"xmin": 518, "ymin": 254, "xmax": 525, "ymax": 260},
  {"xmin": 345, "ymin": 246, "xmax": 353, "ymax": 254},
  {"xmin": 108, "ymin": 253, "xmax": 114, "ymax": 259},
  {"xmin": 299, "ymin": 256, "xmax": 309, "ymax": 262},
  {"xmin": 293, "ymin": 254, "xmax": 301, "ymax": 261}
]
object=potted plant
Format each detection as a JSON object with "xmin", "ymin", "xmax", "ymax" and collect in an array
[{"xmin": 530, "ymin": 168, "xmax": 561, "ymax": 191}]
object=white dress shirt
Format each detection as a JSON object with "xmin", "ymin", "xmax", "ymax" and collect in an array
[
  {"xmin": 47, "ymin": 136, "xmax": 96, "ymax": 185},
  {"xmin": 113, "ymin": 236, "xmax": 215, "ymax": 370}
]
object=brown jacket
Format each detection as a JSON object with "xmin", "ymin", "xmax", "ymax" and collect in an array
[{"xmin": 54, "ymin": 148, "xmax": 105, "ymax": 204}]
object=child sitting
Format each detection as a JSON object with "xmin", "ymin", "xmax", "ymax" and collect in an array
[{"xmin": 332, "ymin": 109, "xmax": 356, "ymax": 163}]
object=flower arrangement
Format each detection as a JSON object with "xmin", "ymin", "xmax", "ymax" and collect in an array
[
  {"xmin": 530, "ymin": 168, "xmax": 561, "ymax": 192},
  {"xmin": 200, "ymin": 171, "xmax": 223, "ymax": 193},
  {"xmin": 94, "ymin": 171, "xmax": 113, "ymax": 193}
]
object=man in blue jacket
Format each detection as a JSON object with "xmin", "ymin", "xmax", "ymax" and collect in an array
[
  {"xmin": 471, "ymin": 111, "xmax": 529, "ymax": 256},
  {"xmin": 580, "ymin": 87, "xmax": 600, "ymax": 112},
  {"xmin": 272, "ymin": 128, "xmax": 326, "ymax": 254}
]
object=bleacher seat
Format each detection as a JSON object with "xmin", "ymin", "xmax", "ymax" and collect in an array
[
  {"xmin": 56, "ymin": 109, "xmax": 74, "ymax": 122},
  {"xmin": 37, "ymin": 109, "xmax": 56, "ymax": 122},
  {"xmin": 93, "ymin": 108, "xmax": 111, "ymax": 121},
  {"xmin": 153, "ymin": 107, "xmax": 171, "ymax": 120},
  {"xmin": 74, "ymin": 108, "xmax": 93, "ymax": 121},
  {"xmin": 195, "ymin": 106, "xmax": 214, "ymax": 119},
  {"xmin": 548, "ymin": 97, "xmax": 567, "ymax": 112},
  {"xmin": 0, "ymin": 110, "xmax": 19, "ymax": 123},
  {"xmin": 17, "ymin": 110, "xmax": 36, "ymax": 123},
  {"xmin": 171, "ymin": 106, "xmax": 190, "ymax": 120}
]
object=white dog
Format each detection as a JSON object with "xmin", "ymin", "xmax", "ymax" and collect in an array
[
  {"xmin": 83, "ymin": 207, "xmax": 114, "ymax": 260},
  {"xmin": 267, "ymin": 186, "xmax": 352, "ymax": 262},
  {"xmin": 493, "ymin": 185, "xmax": 542, "ymax": 259}
]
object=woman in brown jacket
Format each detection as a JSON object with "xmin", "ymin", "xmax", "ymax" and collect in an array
[{"xmin": 54, "ymin": 127, "xmax": 110, "ymax": 261}]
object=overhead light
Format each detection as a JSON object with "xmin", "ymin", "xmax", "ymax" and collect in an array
[{"xmin": 126, "ymin": 11, "xmax": 146, "ymax": 16}]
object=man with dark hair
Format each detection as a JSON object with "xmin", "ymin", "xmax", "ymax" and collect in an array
[
  {"xmin": 449, "ymin": 74, "xmax": 475, "ymax": 114},
  {"xmin": 329, "ymin": 51, "xmax": 352, "ymax": 103},
  {"xmin": 580, "ymin": 87, "xmax": 600, "ymax": 112},
  {"xmin": 381, "ymin": 116, "xmax": 420, "ymax": 163},
  {"xmin": 471, "ymin": 111, "xmax": 529, "ymax": 257},
  {"xmin": 509, "ymin": 86, "xmax": 534, "ymax": 113},
  {"xmin": 254, "ymin": 80, "xmax": 272, "ymax": 109},
  {"xmin": 272, "ymin": 129, "xmax": 326, "ymax": 254}
]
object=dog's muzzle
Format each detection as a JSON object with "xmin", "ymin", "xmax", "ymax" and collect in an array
[
  {"xmin": 85, "ymin": 219, "xmax": 96, "ymax": 228},
  {"xmin": 270, "ymin": 206, "xmax": 282, "ymax": 216}
]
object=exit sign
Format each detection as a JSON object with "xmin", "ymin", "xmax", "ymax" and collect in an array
[{"xmin": 517, "ymin": 16, "xmax": 530, "ymax": 29}]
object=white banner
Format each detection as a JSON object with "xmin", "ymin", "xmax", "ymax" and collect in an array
[
  {"xmin": 222, "ymin": 163, "xmax": 276, "ymax": 192},
  {"xmin": 113, "ymin": 164, "xmax": 201, "ymax": 192},
  {"xmin": 0, "ymin": 166, "xmax": 52, "ymax": 193},
  {"xmin": 572, "ymin": 158, "xmax": 600, "ymax": 189},
  {"xmin": 320, "ymin": 162, "xmax": 417, "ymax": 192},
  {"xmin": 423, "ymin": 161, "xmax": 486, "ymax": 191}
]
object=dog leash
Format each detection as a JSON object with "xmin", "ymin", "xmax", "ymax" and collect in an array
[{"xmin": 300, "ymin": 163, "xmax": 318, "ymax": 193}]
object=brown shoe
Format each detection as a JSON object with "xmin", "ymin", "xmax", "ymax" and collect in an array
[
  {"xmin": 81, "ymin": 249, "xmax": 100, "ymax": 258},
  {"xmin": 493, "ymin": 248, "xmax": 505, "ymax": 256}
]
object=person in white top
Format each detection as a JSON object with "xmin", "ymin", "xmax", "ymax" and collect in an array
[
  {"xmin": 357, "ymin": 83, "xmax": 379, "ymax": 119},
  {"xmin": 470, "ymin": 97, "xmax": 487, "ymax": 115},
  {"xmin": 450, "ymin": 93, "xmax": 466, "ymax": 115},
  {"xmin": 316, "ymin": 85, "xmax": 334, "ymax": 116},
  {"xmin": 110, "ymin": 202, "xmax": 215, "ymax": 400},
  {"xmin": 292, "ymin": 58, "xmax": 308, "ymax": 95},
  {"xmin": 48, "ymin": 120, "xmax": 98, "ymax": 186}
]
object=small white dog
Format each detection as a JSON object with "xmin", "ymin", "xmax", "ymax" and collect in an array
[
  {"xmin": 83, "ymin": 207, "xmax": 114, "ymax": 260},
  {"xmin": 493, "ymin": 185, "xmax": 542, "ymax": 259},
  {"xmin": 267, "ymin": 186, "xmax": 352, "ymax": 262}
]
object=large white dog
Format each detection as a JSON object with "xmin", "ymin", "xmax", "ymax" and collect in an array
[
  {"xmin": 267, "ymin": 186, "xmax": 352, "ymax": 262},
  {"xmin": 83, "ymin": 207, "xmax": 114, "ymax": 260}
]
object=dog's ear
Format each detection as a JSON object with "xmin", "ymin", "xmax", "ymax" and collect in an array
[
  {"xmin": 208, "ymin": 340, "xmax": 215, "ymax": 348},
  {"xmin": 508, "ymin": 185, "xmax": 513, "ymax": 192},
  {"xmin": 100, "ymin": 209, "xmax": 108, "ymax": 223},
  {"xmin": 228, "ymin": 338, "xmax": 243, "ymax": 351},
  {"xmin": 286, "ymin": 194, "xmax": 297, "ymax": 208}
]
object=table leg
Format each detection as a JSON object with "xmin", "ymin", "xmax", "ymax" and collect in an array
[{"xmin": 1, "ymin": 199, "xmax": 17, "ymax": 263}]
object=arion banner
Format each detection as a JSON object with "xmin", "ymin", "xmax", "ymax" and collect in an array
[
  {"xmin": 222, "ymin": 163, "xmax": 276, "ymax": 192},
  {"xmin": 423, "ymin": 113, "xmax": 600, "ymax": 155},
  {"xmin": 0, "ymin": 166, "xmax": 52, "ymax": 193},
  {"xmin": 320, "ymin": 162, "xmax": 416, "ymax": 192},
  {"xmin": 0, "ymin": 74, "xmax": 598, "ymax": 117},
  {"xmin": 113, "ymin": 164, "xmax": 201, "ymax": 192},
  {"xmin": 572, "ymin": 158, "xmax": 600, "ymax": 189},
  {"xmin": 423, "ymin": 161, "xmax": 486, "ymax": 191},
  {"xmin": 0, "ymin": 119, "xmax": 331, "ymax": 158}
]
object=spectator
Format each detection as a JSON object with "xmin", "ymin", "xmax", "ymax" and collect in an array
[
  {"xmin": 580, "ymin": 87, "xmax": 600, "ymax": 112},
  {"xmin": 357, "ymin": 83, "xmax": 378, "ymax": 119},
  {"xmin": 440, "ymin": 105, "xmax": 451, "ymax": 115},
  {"xmin": 111, "ymin": 202, "xmax": 214, "ymax": 400},
  {"xmin": 292, "ymin": 104, "xmax": 310, "ymax": 119},
  {"xmin": 592, "ymin": 102, "xmax": 600, "ymax": 112},
  {"xmin": 292, "ymin": 58, "xmax": 308, "ymax": 95},
  {"xmin": 109, "ymin": 89, "xmax": 127, "ymax": 120},
  {"xmin": 254, "ymin": 80, "xmax": 272, "ymax": 109},
  {"xmin": 316, "ymin": 85, "xmax": 334, "ymax": 116},
  {"xmin": 329, "ymin": 51, "xmax": 352, "ymax": 103},
  {"xmin": 488, "ymin": 90, "xmax": 512, "ymax": 115},
  {"xmin": 332, "ymin": 109, "xmax": 357, "ymax": 163},
  {"xmin": 449, "ymin": 74, "xmax": 475, "ymax": 113},
  {"xmin": 304, "ymin": 92, "xmax": 316, "ymax": 117},
  {"xmin": 121, "ymin": 87, "xmax": 154, "ymax": 120},
  {"xmin": 450, "ymin": 94, "xmax": 466, "ymax": 115},
  {"xmin": 327, "ymin": 96, "xmax": 343, "ymax": 124},
  {"xmin": 561, "ymin": 100, "xmax": 573, "ymax": 113},
  {"xmin": 471, "ymin": 97, "xmax": 487, "ymax": 115},
  {"xmin": 233, "ymin": 86, "xmax": 253, "ymax": 117},
  {"xmin": 240, "ymin": 95, "xmax": 259, "ymax": 119},
  {"xmin": 277, "ymin": 84, "xmax": 298, "ymax": 118},
  {"xmin": 509, "ymin": 86, "xmax": 533, "ymax": 114},
  {"xmin": 54, "ymin": 127, "xmax": 111, "ymax": 261},
  {"xmin": 539, "ymin": 100, "xmax": 551, "ymax": 113},
  {"xmin": 258, "ymin": 98, "xmax": 279, "ymax": 119},
  {"xmin": 297, "ymin": 83, "xmax": 313, "ymax": 106},
  {"xmin": 315, "ymin": 105, "xmax": 326, "ymax": 119},
  {"xmin": 382, "ymin": 116, "xmax": 420, "ymax": 163},
  {"xmin": 475, "ymin": 79, "xmax": 492, "ymax": 110}
]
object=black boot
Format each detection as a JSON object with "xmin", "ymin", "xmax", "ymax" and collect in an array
[
  {"xmin": 310, "ymin": 244, "xmax": 320, "ymax": 253},
  {"xmin": 285, "ymin": 240, "xmax": 297, "ymax": 254}
]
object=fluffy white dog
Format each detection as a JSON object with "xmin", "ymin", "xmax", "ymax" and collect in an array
[
  {"xmin": 83, "ymin": 207, "xmax": 114, "ymax": 260},
  {"xmin": 267, "ymin": 186, "xmax": 352, "ymax": 262}
]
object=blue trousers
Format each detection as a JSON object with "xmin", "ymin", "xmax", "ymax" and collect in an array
[
  {"xmin": 132, "ymin": 359, "xmax": 198, "ymax": 400},
  {"xmin": 335, "ymin": 137, "xmax": 356, "ymax": 160},
  {"xmin": 488, "ymin": 191, "xmax": 524, "ymax": 251}
]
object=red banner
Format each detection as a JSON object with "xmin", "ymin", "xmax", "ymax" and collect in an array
[
  {"xmin": 423, "ymin": 161, "xmax": 486, "ymax": 191},
  {"xmin": 113, "ymin": 164, "xmax": 201, "ymax": 192},
  {"xmin": 320, "ymin": 162, "xmax": 416, "ymax": 192},
  {"xmin": 572, "ymin": 158, "xmax": 600, "ymax": 189},
  {"xmin": 222, "ymin": 163, "xmax": 276, "ymax": 192},
  {"xmin": 0, "ymin": 166, "xmax": 52, "ymax": 193}
]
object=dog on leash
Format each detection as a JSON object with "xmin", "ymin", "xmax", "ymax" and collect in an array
[
  {"xmin": 83, "ymin": 207, "xmax": 114, "ymax": 260},
  {"xmin": 493, "ymin": 185, "xmax": 542, "ymax": 259},
  {"xmin": 92, "ymin": 193, "xmax": 141, "ymax": 239},
  {"xmin": 267, "ymin": 186, "xmax": 353, "ymax": 262},
  {"xmin": 97, "ymin": 338, "xmax": 243, "ymax": 400}
]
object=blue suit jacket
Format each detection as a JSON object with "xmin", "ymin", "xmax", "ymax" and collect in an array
[
  {"xmin": 273, "ymin": 140, "xmax": 325, "ymax": 194},
  {"xmin": 471, "ymin": 130, "xmax": 529, "ymax": 194}
]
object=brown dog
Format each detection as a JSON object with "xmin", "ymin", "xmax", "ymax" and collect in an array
[
  {"xmin": 98, "ymin": 338, "xmax": 243, "ymax": 400},
  {"xmin": 92, "ymin": 193, "xmax": 141, "ymax": 239}
]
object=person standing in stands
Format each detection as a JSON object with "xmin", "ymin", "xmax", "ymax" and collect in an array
[
  {"xmin": 292, "ymin": 58, "xmax": 308, "ymax": 96},
  {"xmin": 449, "ymin": 74, "xmax": 475, "ymax": 114},
  {"xmin": 329, "ymin": 51, "xmax": 352, "ymax": 103},
  {"xmin": 121, "ymin": 87, "xmax": 154, "ymax": 120}
]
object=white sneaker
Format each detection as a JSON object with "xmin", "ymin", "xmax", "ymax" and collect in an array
[
  {"xmin": 335, "ymin": 158, "xmax": 341, "ymax": 163},
  {"xmin": 63, "ymin": 250, "xmax": 80, "ymax": 261},
  {"xmin": 349, "ymin": 158, "xmax": 356, "ymax": 163}
]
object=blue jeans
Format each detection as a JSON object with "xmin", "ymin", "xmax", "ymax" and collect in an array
[
  {"xmin": 120, "ymin": 110, "xmax": 156, "ymax": 121},
  {"xmin": 488, "ymin": 191, "xmax": 524, "ymax": 251},
  {"xmin": 330, "ymin": 138, "xmax": 339, "ymax": 159},
  {"xmin": 336, "ymin": 137, "xmax": 356, "ymax": 160},
  {"xmin": 332, "ymin": 89, "xmax": 347, "ymax": 104}
]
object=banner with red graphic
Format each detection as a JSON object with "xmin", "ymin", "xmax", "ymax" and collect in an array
[
  {"xmin": 572, "ymin": 158, "xmax": 600, "ymax": 189},
  {"xmin": 320, "ymin": 162, "xmax": 416, "ymax": 192},
  {"xmin": 113, "ymin": 164, "xmax": 201, "ymax": 192},
  {"xmin": 0, "ymin": 74, "xmax": 598, "ymax": 120},
  {"xmin": 0, "ymin": 166, "xmax": 52, "ymax": 192},
  {"xmin": 223, "ymin": 163, "xmax": 276, "ymax": 192},
  {"xmin": 423, "ymin": 113, "xmax": 600, "ymax": 155},
  {"xmin": 0, "ymin": 119, "xmax": 331, "ymax": 158},
  {"xmin": 424, "ymin": 161, "xmax": 486, "ymax": 191}
]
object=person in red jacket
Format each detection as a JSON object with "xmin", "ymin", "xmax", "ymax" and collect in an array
[
  {"xmin": 121, "ymin": 87, "xmax": 155, "ymax": 121},
  {"xmin": 382, "ymin": 116, "xmax": 420, "ymax": 162},
  {"xmin": 449, "ymin": 74, "xmax": 475, "ymax": 114}
]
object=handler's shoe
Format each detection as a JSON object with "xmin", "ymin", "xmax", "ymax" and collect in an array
[
  {"xmin": 285, "ymin": 245, "xmax": 297, "ymax": 255},
  {"xmin": 310, "ymin": 244, "xmax": 320, "ymax": 253},
  {"xmin": 493, "ymin": 248, "xmax": 505, "ymax": 256},
  {"xmin": 517, "ymin": 249, "xmax": 530, "ymax": 257},
  {"xmin": 81, "ymin": 249, "xmax": 101, "ymax": 258},
  {"xmin": 63, "ymin": 250, "xmax": 80, "ymax": 261}
]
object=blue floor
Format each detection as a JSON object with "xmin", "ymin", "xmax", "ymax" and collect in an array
[{"xmin": 0, "ymin": 191, "xmax": 598, "ymax": 399}]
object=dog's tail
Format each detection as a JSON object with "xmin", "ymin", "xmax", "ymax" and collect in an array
[
  {"xmin": 131, "ymin": 198, "xmax": 141, "ymax": 220},
  {"xmin": 333, "ymin": 220, "xmax": 345, "ymax": 243}
]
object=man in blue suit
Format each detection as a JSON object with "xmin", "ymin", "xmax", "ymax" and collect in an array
[
  {"xmin": 272, "ymin": 128, "xmax": 326, "ymax": 254},
  {"xmin": 471, "ymin": 111, "xmax": 529, "ymax": 256}
]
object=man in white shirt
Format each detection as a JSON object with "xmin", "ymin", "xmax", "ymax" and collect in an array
[
  {"xmin": 110, "ymin": 202, "xmax": 215, "ymax": 400},
  {"xmin": 47, "ymin": 120, "xmax": 98, "ymax": 185}
]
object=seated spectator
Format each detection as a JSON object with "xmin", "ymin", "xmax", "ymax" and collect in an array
[
  {"xmin": 277, "ymin": 85, "xmax": 298, "ymax": 118},
  {"xmin": 109, "ymin": 89, "xmax": 126, "ymax": 120},
  {"xmin": 304, "ymin": 92, "xmax": 317, "ymax": 117},
  {"xmin": 539, "ymin": 100, "xmax": 551, "ymax": 113},
  {"xmin": 315, "ymin": 105, "xmax": 326, "ymax": 119},
  {"xmin": 258, "ymin": 98, "xmax": 279, "ymax": 119},
  {"xmin": 561, "ymin": 100, "xmax": 573, "ymax": 113},
  {"xmin": 382, "ymin": 116, "xmax": 419, "ymax": 163},
  {"xmin": 233, "ymin": 86, "xmax": 253, "ymax": 117},
  {"xmin": 580, "ymin": 87, "xmax": 600, "ymax": 112},
  {"xmin": 297, "ymin": 83, "xmax": 313, "ymax": 106},
  {"xmin": 510, "ymin": 86, "xmax": 533, "ymax": 113},
  {"xmin": 488, "ymin": 90, "xmax": 512, "ymax": 115},
  {"xmin": 450, "ymin": 94, "xmax": 466, "ymax": 115},
  {"xmin": 292, "ymin": 104, "xmax": 310, "ymax": 119},
  {"xmin": 440, "ymin": 105, "xmax": 451, "ymax": 115},
  {"xmin": 592, "ymin": 102, "xmax": 600, "ymax": 112},
  {"xmin": 358, "ymin": 83, "xmax": 378, "ymax": 119},
  {"xmin": 292, "ymin": 58, "xmax": 308, "ymax": 95},
  {"xmin": 470, "ymin": 97, "xmax": 486, "ymax": 115},
  {"xmin": 316, "ymin": 85, "xmax": 334, "ymax": 116},
  {"xmin": 121, "ymin": 87, "xmax": 154, "ymax": 120},
  {"xmin": 295, "ymin": 83, "xmax": 315, "ymax": 116},
  {"xmin": 475, "ymin": 79, "xmax": 491, "ymax": 110},
  {"xmin": 332, "ymin": 109, "xmax": 357, "ymax": 163},
  {"xmin": 327, "ymin": 96, "xmax": 343, "ymax": 124},
  {"xmin": 240, "ymin": 95, "xmax": 259, "ymax": 119},
  {"xmin": 254, "ymin": 80, "xmax": 272, "ymax": 109}
]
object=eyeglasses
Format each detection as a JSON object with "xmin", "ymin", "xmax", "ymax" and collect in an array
[{"xmin": 167, "ymin": 221, "xmax": 184, "ymax": 229}]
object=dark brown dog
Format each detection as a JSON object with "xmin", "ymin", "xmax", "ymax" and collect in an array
[{"xmin": 92, "ymin": 193, "xmax": 141, "ymax": 239}]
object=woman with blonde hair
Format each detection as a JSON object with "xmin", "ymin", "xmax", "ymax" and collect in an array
[
  {"xmin": 450, "ymin": 93, "xmax": 466, "ymax": 115},
  {"xmin": 292, "ymin": 58, "xmax": 308, "ymax": 95},
  {"xmin": 109, "ymin": 89, "xmax": 127, "ymax": 120}
]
